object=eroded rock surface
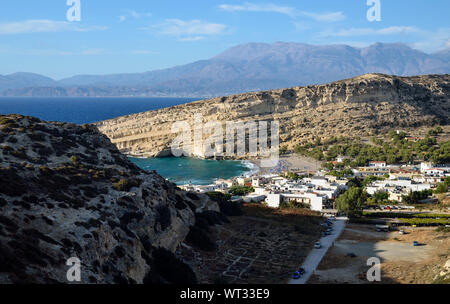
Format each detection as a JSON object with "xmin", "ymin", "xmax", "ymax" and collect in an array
[{"xmin": 0, "ymin": 115, "xmax": 218, "ymax": 284}]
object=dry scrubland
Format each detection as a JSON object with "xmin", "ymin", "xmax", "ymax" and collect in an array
[{"xmin": 179, "ymin": 204, "xmax": 323, "ymax": 284}]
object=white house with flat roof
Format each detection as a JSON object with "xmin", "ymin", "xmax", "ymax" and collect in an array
[
  {"xmin": 254, "ymin": 187, "xmax": 268, "ymax": 195},
  {"xmin": 265, "ymin": 192, "xmax": 326, "ymax": 211},
  {"xmin": 266, "ymin": 194, "xmax": 282, "ymax": 208}
]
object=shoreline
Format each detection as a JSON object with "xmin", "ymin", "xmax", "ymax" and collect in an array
[
  {"xmin": 129, "ymin": 156, "xmax": 259, "ymax": 186},
  {"xmin": 128, "ymin": 154, "xmax": 322, "ymax": 185},
  {"xmin": 248, "ymin": 154, "xmax": 323, "ymax": 177}
]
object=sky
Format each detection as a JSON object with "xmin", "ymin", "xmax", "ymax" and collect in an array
[{"xmin": 0, "ymin": 0, "xmax": 449, "ymax": 79}]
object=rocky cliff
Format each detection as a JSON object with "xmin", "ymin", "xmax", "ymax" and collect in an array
[
  {"xmin": 96, "ymin": 74, "xmax": 450, "ymax": 158},
  {"xmin": 0, "ymin": 114, "xmax": 219, "ymax": 284}
]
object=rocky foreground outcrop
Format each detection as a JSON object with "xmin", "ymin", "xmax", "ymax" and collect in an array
[
  {"xmin": 0, "ymin": 114, "xmax": 220, "ymax": 284},
  {"xmin": 96, "ymin": 74, "xmax": 450, "ymax": 158}
]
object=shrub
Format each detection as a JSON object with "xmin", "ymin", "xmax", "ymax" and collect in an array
[
  {"xmin": 113, "ymin": 178, "xmax": 141, "ymax": 192},
  {"xmin": 435, "ymin": 183, "xmax": 448, "ymax": 194},
  {"xmin": 435, "ymin": 226, "xmax": 450, "ymax": 233},
  {"xmin": 229, "ymin": 185, "xmax": 254, "ymax": 196},
  {"xmin": 69, "ymin": 156, "xmax": 78, "ymax": 165},
  {"xmin": 399, "ymin": 218, "xmax": 449, "ymax": 226}
]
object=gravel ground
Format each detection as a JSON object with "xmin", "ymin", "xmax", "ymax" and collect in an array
[{"xmin": 308, "ymin": 224, "xmax": 450, "ymax": 284}]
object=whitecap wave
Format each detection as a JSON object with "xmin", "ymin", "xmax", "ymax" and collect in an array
[{"xmin": 242, "ymin": 160, "xmax": 260, "ymax": 177}]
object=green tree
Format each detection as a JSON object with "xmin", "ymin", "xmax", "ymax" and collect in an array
[
  {"xmin": 373, "ymin": 191, "xmax": 389, "ymax": 202},
  {"xmin": 435, "ymin": 183, "xmax": 448, "ymax": 194},
  {"xmin": 322, "ymin": 162, "xmax": 334, "ymax": 170},
  {"xmin": 402, "ymin": 190, "xmax": 433, "ymax": 205},
  {"xmin": 362, "ymin": 176, "xmax": 382, "ymax": 187},
  {"xmin": 229, "ymin": 186, "xmax": 254, "ymax": 196},
  {"xmin": 336, "ymin": 187, "xmax": 368, "ymax": 218}
]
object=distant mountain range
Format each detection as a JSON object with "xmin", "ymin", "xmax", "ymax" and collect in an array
[{"xmin": 1, "ymin": 42, "xmax": 450, "ymax": 97}]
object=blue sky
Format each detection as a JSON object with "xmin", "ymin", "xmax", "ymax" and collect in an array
[{"xmin": 0, "ymin": 0, "xmax": 449, "ymax": 79}]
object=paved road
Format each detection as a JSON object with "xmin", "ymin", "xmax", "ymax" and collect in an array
[{"xmin": 289, "ymin": 216, "xmax": 348, "ymax": 284}]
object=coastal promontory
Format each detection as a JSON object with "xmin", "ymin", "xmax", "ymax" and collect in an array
[{"xmin": 95, "ymin": 74, "xmax": 450, "ymax": 158}]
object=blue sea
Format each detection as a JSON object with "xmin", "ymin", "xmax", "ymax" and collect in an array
[
  {"xmin": 0, "ymin": 97, "xmax": 252, "ymax": 184},
  {"xmin": 0, "ymin": 97, "xmax": 195, "ymax": 124},
  {"xmin": 130, "ymin": 157, "xmax": 255, "ymax": 185}
]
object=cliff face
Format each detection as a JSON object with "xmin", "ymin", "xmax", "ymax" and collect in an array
[
  {"xmin": 0, "ymin": 115, "xmax": 219, "ymax": 284},
  {"xmin": 95, "ymin": 74, "xmax": 450, "ymax": 158}
]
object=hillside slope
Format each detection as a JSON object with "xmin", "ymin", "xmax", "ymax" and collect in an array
[
  {"xmin": 0, "ymin": 114, "xmax": 219, "ymax": 284},
  {"xmin": 95, "ymin": 74, "xmax": 450, "ymax": 158}
]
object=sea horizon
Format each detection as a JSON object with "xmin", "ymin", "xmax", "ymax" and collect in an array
[{"xmin": 0, "ymin": 96, "xmax": 199, "ymax": 124}]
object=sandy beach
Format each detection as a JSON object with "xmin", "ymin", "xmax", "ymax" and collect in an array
[{"xmin": 250, "ymin": 154, "xmax": 323, "ymax": 176}]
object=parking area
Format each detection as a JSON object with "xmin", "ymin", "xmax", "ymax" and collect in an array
[{"xmin": 308, "ymin": 224, "xmax": 450, "ymax": 284}]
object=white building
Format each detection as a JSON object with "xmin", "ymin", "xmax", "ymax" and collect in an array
[
  {"xmin": 236, "ymin": 177, "xmax": 250, "ymax": 186},
  {"xmin": 254, "ymin": 187, "xmax": 268, "ymax": 195},
  {"xmin": 215, "ymin": 179, "xmax": 235, "ymax": 188},
  {"xmin": 369, "ymin": 161, "xmax": 387, "ymax": 168},
  {"xmin": 424, "ymin": 168, "xmax": 447, "ymax": 177},
  {"xmin": 420, "ymin": 162, "xmax": 433, "ymax": 173},
  {"xmin": 308, "ymin": 176, "xmax": 328, "ymax": 187},
  {"xmin": 193, "ymin": 184, "xmax": 218, "ymax": 193},
  {"xmin": 336, "ymin": 156, "xmax": 346, "ymax": 163},
  {"xmin": 266, "ymin": 194, "xmax": 282, "ymax": 208},
  {"xmin": 421, "ymin": 162, "xmax": 450, "ymax": 176},
  {"xmin": 365, "ymin": 179, "xmax": 431, "ymax": 202},
  {"xmin": 243, "ymin": 194, "xmax": 266, "ymax": 203},
  {"xmin": 265, "ymin": 192, "xmax": 327, "ymax": 211}
]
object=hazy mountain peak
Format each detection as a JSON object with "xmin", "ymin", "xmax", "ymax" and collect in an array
[{"xmin": 1, "ymin": 42, "xmax": 449, "ymax": 97}]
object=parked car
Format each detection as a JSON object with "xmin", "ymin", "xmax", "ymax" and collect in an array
[
  {"xmin": 298, "ymin": 268, "xmax": 306, "ymax": 275},
  {"xmin": 314, "ymin": 242, "xmax": 322, "ymax": 249},
  {"xmin": 413, "ymin": 241, "xmax": 419, "ymax": 247},
  {"xmin": 399, "ymin": 230, "xmax": 405, "ymax": 235},
  {"xmin": 376, "ymin": 225, "xmax": 389, "ymax": 232},
  {"xmin": 292, "ymin": 272, "xmax": 301, "ymax": 280}
]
